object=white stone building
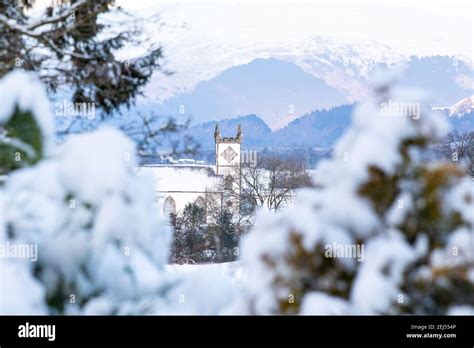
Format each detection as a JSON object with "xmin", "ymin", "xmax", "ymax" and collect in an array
[{"xmin": 138, "ymin": 125, "xmax": 242, "ymax": 220}]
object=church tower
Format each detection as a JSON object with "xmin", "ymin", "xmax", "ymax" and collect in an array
[{"xmin": 215, "ymin": 124, "xmax": 242, "ymax": 177}]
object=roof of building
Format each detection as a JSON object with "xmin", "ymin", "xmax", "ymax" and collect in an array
[{"xmin": 137, "ymin": 165, "xmax": 222, "ymax": 192}]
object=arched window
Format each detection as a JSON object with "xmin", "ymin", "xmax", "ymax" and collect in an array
[
  {"xmin": 163, "ymin": 196, "xmax": 176, "ymax": 216},
  {"xmin": 224, "ymin": 175, "xmax": 233, "ymax": 190}
]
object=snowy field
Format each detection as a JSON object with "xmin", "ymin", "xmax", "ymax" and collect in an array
[{"xmin": 165, "ymin": 261, "xmax": 246, "ymax": 285}]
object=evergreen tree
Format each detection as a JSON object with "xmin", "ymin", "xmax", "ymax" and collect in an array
[
  {"xmin": 0, "ymin": 0, "xmax": 163, "ymax": 113},
  {"xmin": 241, "ymin": 77, "xmax": 474, "ymax": 315},
  {"xmin": 173, "ymin": 203, "xmax": 206, "ymax": 263}
]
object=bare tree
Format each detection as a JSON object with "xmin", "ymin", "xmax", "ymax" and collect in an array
[
  {"xmin": 119, "ymin": 113, "xmax": 199, "ymax": 163},
  {"xmin": 435, "ymin": 131, "xmax": 474, "ymax": 176},
  {"xmin": 225, "ymin": 156, "xmax": 312, "ymax": 216}
]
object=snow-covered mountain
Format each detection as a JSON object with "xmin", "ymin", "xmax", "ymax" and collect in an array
[
  {"xmin": 153, "ymin": 58, "xmax": 347, "ymax": 128},
  {"xmin": 144, "ymin": 53, "xmax": 472, "ymax": 129},
  {"xmin": 434, "ymin": 95, "xmax": 474, "ymax": 117},
  {"xmin": 128, "ymin": 1, "xmax": 472, "ymax": 103},
  {"xmin": 114, "ymin": 2, "xmax": 473, "ymax": 129},
  {"xmin": 144, "ymin": 34, "xmax": 407, "ymax": 105},
  {"xmin": 433, "ymin": 95, "xmax": 474, "ymax": 132}
]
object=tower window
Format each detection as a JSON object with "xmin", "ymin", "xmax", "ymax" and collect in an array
[
  {"xmin": 221, "ymin": 146, "xmax": 238, "ymax": 163},
  {"xmin": 225, "ymin": 175, "xmax": 233, "ymax": 190}
]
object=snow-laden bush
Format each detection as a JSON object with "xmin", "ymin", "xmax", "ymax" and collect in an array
[
  {"xmin": 0, "ymin": 70, "xmax": 239, "ymax": 315},
  {"xmin": 3, "ymin": 128, "xmax": 172, "ymax": 313},
  {"xmin": 0, "ymin": 192, "xmax": 47, "ymax": 314},
  {"xmin": 240, "ymin": 74, "xmax": 474, "ymax": 315}
]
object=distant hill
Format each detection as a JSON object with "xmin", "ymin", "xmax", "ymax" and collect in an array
[
  {"xmin": 154, "ymin": 58, "xmax": 347, "ymax": 129},
  {"xmin": 270, "ymin": 104, "xmax": 354, "ymax": 148},
  {"xmin": 186, "ymin": 105, "xmax": 353, "ymax": 151},
  {"xmin": 184, "ymin": 114, "xmax": 272, "ymax": 149},
  {"xmin": 186, "ymin": 97, "xmax": 474, "ymax": 153}
]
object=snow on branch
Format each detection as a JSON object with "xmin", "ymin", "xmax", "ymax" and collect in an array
[{"xmin": 26, "ymin": 0, "xmax": 89, "ymax": 31}]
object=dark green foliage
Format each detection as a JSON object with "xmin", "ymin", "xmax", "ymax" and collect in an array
[
  {"xmin": 172, "ymin": 203, "xmax": 206, "ymax": 263},
  {"xmin": 357, "ymin": 129, "xmax": 472, "ymax": 315},
  {"xmin": 0, "ymin": 105, "xmax": 44, "ymax": 175},
  {"xmin": 175, "ymin": 203, "xmax": 206, "ymax": 234},
  {"xmin": 0, "ymin": 0, "xmax": 164, "ymax": 114},
  {"xmin": 171, "ymin": 205, "xmax": 240, "ymax": 264},
  {"xmin": 270, "ymin": 234, "xmax": 355, "ymax": 314},
  {"xmin": 207, "ymin": 211, "xmax": 240, "ymax": 263}
]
